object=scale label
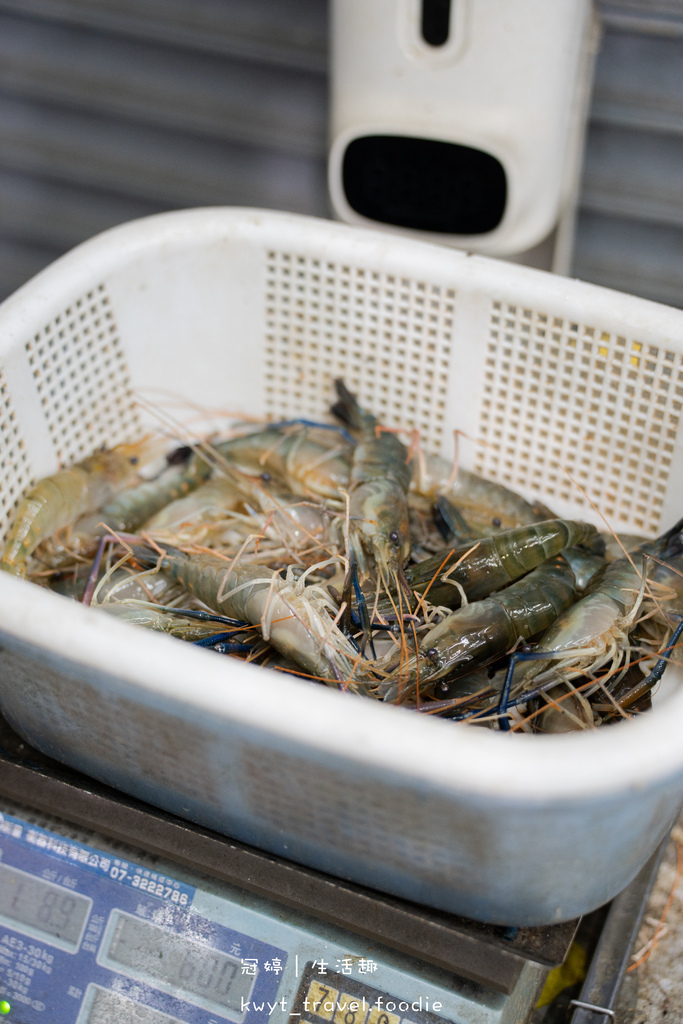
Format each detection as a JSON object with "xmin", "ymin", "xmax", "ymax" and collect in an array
[
  {"xmin": 289, "ymin": 965, "xmax": 451, "ymax": 1024},
  {"xmin": 0, "ymin": 812, "xmax": 287, "ymax": 1024},
  {"xmin": 0, "ymin": 812, "xmax": 195, "ymax": 907}
]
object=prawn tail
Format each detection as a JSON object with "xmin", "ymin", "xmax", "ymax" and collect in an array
[
  {"xmin": 331, "ymin": 378, "xmax": 363, "ymax": 432},
  {"xmin": 658, "ymin": 515, "xmax": 683, "ymax": 559}
]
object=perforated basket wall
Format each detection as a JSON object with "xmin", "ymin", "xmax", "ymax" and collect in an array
[
  {"xmin": 255, "ymin": 238, "xmax": 683, "ymax": 537},
  {"xmin": 475, "ymin": 302, "xmax": 681, "ymax": 535},
  {"xmin": 262, "ymin": 250, "xmax": 455, "ymax": 456},
  {"xmin": 0, "ymin": 283, "xmax": 138, "ymax": 543},
  {"xmin": 1, "ymin": 217, "xmax": 682, "ymax": 541}
]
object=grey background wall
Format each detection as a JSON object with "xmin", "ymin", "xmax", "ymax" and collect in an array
[{"xmin": 0, "ymin": 0, "xmax": 681, "ymax": 307}]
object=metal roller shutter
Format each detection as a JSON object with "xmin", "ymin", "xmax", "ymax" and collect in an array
[{"xmin": 0, "ymin": 0, "xmax": 681, "ymax": 308}]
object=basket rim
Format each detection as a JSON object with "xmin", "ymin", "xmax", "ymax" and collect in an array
[{"xmin": 3, "ymin": 207, "xmax": 683, "ymax": 342}]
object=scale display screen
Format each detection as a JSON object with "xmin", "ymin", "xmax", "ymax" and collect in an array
[
  {"xmin": 0, "ymin": 810, "xmax": 287, "ymax": 1024},
  {"xmin": 0, "ymin": 862, "xmax": 91, "ymax": 950},
  {"xmin": 84, "ymin": 985, "xmax": 185, "ymax": 1024},
  {"xmin": 101, "ymin": 911, "xmax": 254, "ymax": 1017}
]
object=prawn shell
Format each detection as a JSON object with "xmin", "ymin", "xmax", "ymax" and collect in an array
[
  {"xmin": 97, "ymin": 454, "xmax": 212, "ymax": 531},
  {"xmin": 414, "ymin": 454, "xmax": 551, "ymax": 531},
  {"xmin": 140, "ymin": 547, "xmax": 356, "ymax": 683},
  {"xmin": 350, "ymin": 437, "xmax": 412, "ymax": 492},
  {"xmin": 144, "ymin": 475, "xmax": 244, "ymax": 530},
  {"xmin": 561, "ymin": 546, "xmax": 605, "ymax": 591},
  {"xmin": 405, "ymin": 519, "xmax": 597, "ymax": 608},
  {"xmin": 351, "ymin": 479, "xmax": 412, "ymax": 569},
  {"xmin": 421, "ymin": 555, "xmax": 576, "ymax": 681},
  {"xmin": 216, "ymin": 430, "xmax": 351, "ymax": 499},
  {"xmin": 1, "ymin": 444, "xmax": 145, "ymax": 575},
  {"xmin": 383, "ymin": 555, "xmax": 576, "ymax": 699},
  {"xmin": 334, "ymin": 381, "xmax": 412, "ymax": 577}
]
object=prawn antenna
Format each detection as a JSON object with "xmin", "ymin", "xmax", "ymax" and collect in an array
[{"xmin": 81, "ymin": 534, "xmax": 112, "ymax": 606}]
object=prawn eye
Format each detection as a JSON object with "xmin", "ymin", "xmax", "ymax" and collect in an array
[
  {"xmin": 261, "ymin": 472, "xmax": 271, "ymax": 482},
  {"xmin": 389, "ymin": 530, "xmax": 400, "ymax": 545},
  {"xmin": 166, "ymin": 444, "xmax": 192, "ymax": 465},
  {"xmin": 492, "ymin": 516, "xmax": 501, "ymax": 528},
  {"xmin": 425, "ymin": 647, "xmax": 439, "ymax": 664},
  {"xmin": 129, "ymin": 457, "xmax": 139, "ymax": 465}
]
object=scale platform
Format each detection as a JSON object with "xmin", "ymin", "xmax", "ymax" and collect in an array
[{"xmin": 0, "ymin": 713, "xmax": 664, "ymax": 1024}]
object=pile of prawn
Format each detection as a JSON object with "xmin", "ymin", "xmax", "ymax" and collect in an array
[{"xmin": 4, "ymin": 378, "xmax": 683, "ymax": 734}]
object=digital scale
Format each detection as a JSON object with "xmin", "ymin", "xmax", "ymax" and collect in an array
[{"xmin": 0, "ymin": 712, "xmax": 665, "ymax": 1024}]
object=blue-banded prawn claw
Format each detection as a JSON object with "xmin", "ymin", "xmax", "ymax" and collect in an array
[
  {"xmin": 638, "ymin": 615, "xmax": 683, "ymax": 689},
  {"xmin": 496, "ymin": 649, "xmax": 562, "ymax": 732},
  {"xmin": 155, "ymin": 606, "xmax": 248, "ymax": 628},
  {"xmin": 351, "ymin": 558, "xmax": 376, "ymax": 659},
  {"xmin": 192, "ymin": 630, "xmax": 250, "ymax": 647},
  {"xmin": 192, "ymin": 632, "xmax": 253, "ymax": 653},
  {"xmin": 338, "ymin": 554, "xmax": 376, "ymax": 658}
]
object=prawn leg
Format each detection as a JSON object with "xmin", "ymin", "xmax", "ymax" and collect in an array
[{"xmin": 497, "ymin": 649, "xmax": 566, "ymax": 732}]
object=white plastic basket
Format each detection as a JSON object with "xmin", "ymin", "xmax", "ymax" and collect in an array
[{"xmin": 0, "ymin": 208, "xmax": 682, "ymax": 927}]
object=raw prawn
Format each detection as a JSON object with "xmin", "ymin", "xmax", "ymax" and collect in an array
[
  {"xmin": 1, "ymin": 440, "xmax": 150, "ymax": 576},
  {"xmin": 43, "ymin": 452, "xmax": 214, "ymax": 565},
  {"xmin": 331, "ymin": 379, "xmax": 412, "ymax": 586},
  {"xmin": 412, "ymin": 452, "xmax": 554, "ymax": 534},
  {"xmin": 501, "ymin": 517, "xmax": 683, "ymax": 719},
  {"xmin": 399, "ymin": 518, "xmax": 597, "ymax": 610},
  {"xmin": 380, "ymin": 554, "xmax": 576, "ymax": 703},
  {"xmin": 143, "ymin": 475, "xmax": 246, "ymax": 532},
  {"xmin": 132, "ymin": 543, "xmax": 364, "ymax": 687},
  {"xmin": 214, "ymin": 427, "xmax": 352, "ymax": 500},
  {"xmin": 79, "ymin": 451, "xmax": 212, "ymax": 534}
]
